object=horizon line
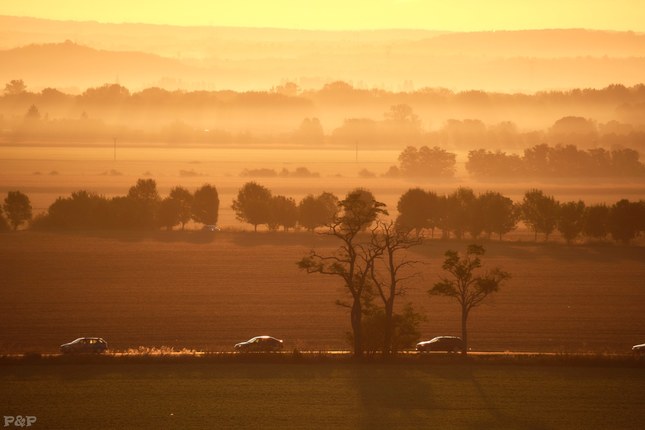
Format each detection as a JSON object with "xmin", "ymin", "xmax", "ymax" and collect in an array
[{"xmin": 1, "ymin": 14, "xmax": 643, "ymax": 34}]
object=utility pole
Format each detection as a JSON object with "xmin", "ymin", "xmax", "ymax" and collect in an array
[{"xmin": 113, "ymin": 137, "xmax": 116, "ymax": 161}]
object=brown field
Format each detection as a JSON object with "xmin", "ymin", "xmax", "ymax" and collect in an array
[{"xmin": 1, "ymin": 231, "xmax": 644, "ymax": 354}]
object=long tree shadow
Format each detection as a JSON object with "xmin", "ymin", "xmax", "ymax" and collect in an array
[
  {"xmin": 352, "ymin": 362, "xmax": 556, "ymax": 430},
  {"xmin": 351, "ymin": 363, "xmax": 439, "ymax": 430},
  {"xmin": 461, "ymin": 366, "xmax": 551, "ymax": 430}
]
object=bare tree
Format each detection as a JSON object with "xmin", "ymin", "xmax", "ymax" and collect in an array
[
  {"xmin": 429, "ymin": 244, "xmax": 510, "ymax": 355},
  {"xmin": 298, "ymin": 189, "xmax": 387, "ymax": 358},
  {"xmin": 369, "ymin": 221, "xmax": 423, "ymax": 356}
]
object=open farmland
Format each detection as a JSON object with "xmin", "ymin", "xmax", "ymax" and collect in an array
[
  {"xmin": 1, "ymin": 360, "xmax": 644, "ymax": 430},
  {"xmin": 1, "ymin": 232, "xmax": 644, "ymax": 354}
]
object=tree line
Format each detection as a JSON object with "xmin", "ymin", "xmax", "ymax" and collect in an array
[
  {"xmin": 3, "ymin": 181, "xmax": 643, "ymax": 245},
  {"xmin": 396, "ymin": 187, "xmax": 644, "ymax": 244},
  {"xmin": 22, "ymin": 179, "xmax": 220, "ymax": 231},
  {"xmin": 3, "ymin": 80, "xmax": 645, "ymax": 152},
  {"xmin": 466, "ymin": 144, "xmax": 645, "ymax": 178},
  {"xmin": 384, "ymin": 143, "xmax": 645, "ymax": 178}
]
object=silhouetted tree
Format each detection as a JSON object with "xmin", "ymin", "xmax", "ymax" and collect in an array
[
  {"xmin": 384, "ymin": 104, "xmax": 420, "ymax": 127},
  {"xmin": 127, "ymin": 178, "xmax": 158, "ymax": 201},
  {"xmin": 192, "ymin": 184, "xmax": 219, "ymax": 226},
  {"xmin": 611, "ymin": 148, "xmax": 645, "ymax": 176},
  {"xmin": 165, "ymin": 187, "xmax": 193, "ymax": 230},
  {"xmin": 231, "ymin": 182, "xmax": 272, "ymax": 231},
  {"xmin": 127, "ymin": 178, "xmax": 160, "ymax": 229},
  {"xmin": 108, "ymin": 196, "xmax": 142, "ymax": 230},
  {"xmin": 357, "ymin": 301, "xmax": 424, "ymax": 355},
  {"xmin": 396, "ymin": 188, "xmax": 431, "ymax": 234},
  {"xmin": 429, "ymin": 244, "xmax": 510, "ymax": 355},
  {"xmin": 268, "ymin": 195, "xmax": 298, "ymax": 231},
  {"xmin": 369, "ymin": 221, "xmax": 423, "ymax": 356},
  {"xmin": 39, "ymin": 190, "xmax": 109, "ymax": 230},
  {"xmin": 298, "ymin": 188, "xmax": 388, "ymax": 358},
  {"xmin": 445, "ymin": 187, "xmax": 477, "ymax": 239},
  {"xmin": 294, "ymin": 117, "xmax": 324, "ymax": 145},
  {"xmin": 609, "ymin": 199, "xmax": 643, "ymax": 244},
  {"xmin": 549, "ymin": 116, "xmax": 598, "ymax": 147},
  {"xmin": 398, "ymin": 146, "xmax": 456, "ymax": 177},
  {"xmin": 382, "ymin": 104, "xmax": 422, "ymax": 144},
  {"xmin": 273, "ymin": 81, "xmax": 299, "ymax": 96},
  {"xmin": 466, "ymin": 149, "xmax": 524, "ymax": 178},
  {"xmin": 297, "ymin": 192, "xmax": 339, "ymax": 231},
  {"xmin": 520, "ymin": 189, "xmax": 560, "ymax": 241},
  {"xmin": 80, "ymin": 83, "xmax": 130, "ymax": 104},
  {"xmin": 523, "ymin": 144, "xmax": 551, "ymax": 177},
  {"xmin": 339, "ymin": 188, "xmax": 386, "ymax": 232},
  {"xmin": 3, "ymin": 191, "xmax": 32, "ymax": 231},
  {"xmin": 25, "ymin": 105, "xmax": 41, "ymax": 121},
  {"xmin": 583, "ymin": 204, "xmax": 610, "ymax": 240},
  {"xmin": 478, "ymin": 191, "xmax": 518, "ymax": 240},
  {"xmin": 158, "ymin": 197, "xmax": 181, "ymax": 230},
  {"xmin": 4, "ymin": 79, "xmax": 27, "ymax": 95},
  {"xmin": 557, "ymin": 201, "xmax": 586, "ymax": 244}
]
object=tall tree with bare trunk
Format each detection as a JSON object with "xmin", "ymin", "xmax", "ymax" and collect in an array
[
  {"xmin": 298, "ymin": 189, "xmax": 387, "ymax": 358},
  {"xmin": 369, "ymin": 220, "xmax": 423, "ymax": 356},
  {"xmin": 429, "ymin": 244, "xmax": 510, "ymax": 355}
]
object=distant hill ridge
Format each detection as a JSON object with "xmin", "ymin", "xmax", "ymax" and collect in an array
[
  {"xmin": 1, "ymin": 16, "xmax": 644, "ymax": 92},
  {"xmin": 2, "ymin": 15, "xmax": 644, "ymax": 56}
]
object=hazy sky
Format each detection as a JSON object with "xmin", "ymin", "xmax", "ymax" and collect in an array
[{"xmin": 2, "ymin": 0, "xmax": 645, "ymax": 31}]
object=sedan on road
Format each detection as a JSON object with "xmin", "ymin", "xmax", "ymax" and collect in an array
[
  {"xmin": 416, "ymin": 336, "xmax": 464, "ymax": 353},
  {"xmin": 60, "ymin": 337, "xmax": 108, "ymax": 354},
  {"xmin": 234, "ymin": 336, "xmax": 284, "ymax": 352}
]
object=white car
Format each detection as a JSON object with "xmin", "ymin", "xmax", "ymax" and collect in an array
[
  {"xmin": 632, "ymin": 343, "xmax": 645, "ymax": 354},
  {"xmin": 234, "ymin": 336, "xmax": 283, "ymax": 352},
  {"xmin": 416, "ymin": 336, "xmax": 464, "ymax": 353},
  {"xmin": 60, "ymin": 337, "xmax": 108, "ymax": 354}
]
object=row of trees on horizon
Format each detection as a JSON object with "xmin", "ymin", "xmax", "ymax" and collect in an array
[
  {"xmin": 384, "ymin": 143, "xmax": 645, "ymax": 178},
  {"xmin": 2, "ymin": 80, "xmax": 645, "ymax": 152},
  {"xmin": 2, "ymin": 180, "xmax": 643, "ymax": 245}
]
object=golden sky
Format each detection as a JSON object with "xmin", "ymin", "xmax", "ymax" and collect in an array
[{"xmin": 2, "ymin": 0, "xmax": 644, "ymax": 31}]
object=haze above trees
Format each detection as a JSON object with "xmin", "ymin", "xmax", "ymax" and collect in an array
[{"xmin": 3, "ymin": 80, "xmax": 645, "ymax": 157}]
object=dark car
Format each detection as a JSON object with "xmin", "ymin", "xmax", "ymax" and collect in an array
[
  {"xmin": 201, "ymin": 225, "xmax": 220, "ymax": 232},
  {"xmin": 60, "ymin": 337, "xmax": 108, "ymax": 354},
  {"xmin": 234, "ymin": 336, "xmax": 284, "ymax": 352},
  {"xmin": 632, "ymin": 343, "xmax": 645, "ymax": 354},
  {"xmin": 416, "ymin": 336, "xmax": 464, "ymax": 353}
]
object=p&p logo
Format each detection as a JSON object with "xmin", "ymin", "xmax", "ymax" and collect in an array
[{"xmin": 3, "ymin": 416, "xmax": 37, "ymax": 427}]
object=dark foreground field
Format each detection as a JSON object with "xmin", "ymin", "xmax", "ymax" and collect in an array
[
  {"xmin": 1, "ymin": 358, "xmax": 644, "ymax": 430},
  {"xmin": 1, "ymin": 231, "xmax": 644, "ymax": 353}
]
